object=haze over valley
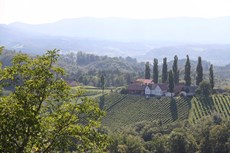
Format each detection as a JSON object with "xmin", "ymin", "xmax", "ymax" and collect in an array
[{"xmin": 1, "ymin": 17, "xmax": 230, "ymax": 65}]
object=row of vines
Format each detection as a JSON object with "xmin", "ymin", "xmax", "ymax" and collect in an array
[
  {"xmin": 102, "ymin": 94, "xmax": 191, "ymax": 130},
  {"xmin": 189, "ymin": 94, "xmax": 230, "ymax": 123}
]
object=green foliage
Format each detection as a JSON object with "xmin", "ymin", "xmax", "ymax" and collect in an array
[
  {"xmin": 209, "ymin": 64, "xmax": 214, "ymax": 90},
  {"xmin": 57, "ymin": 51, "xmax": 143, "ymax": 87},
  {"xmin": 0, "ymin": 46, "xmax": 3, "ymax": 57},
  {"xmin": 0, "ymin": 50, "xmax": 108, "ymax": 152},
  {"xmin": 189, "ymin": 95, "xmax": 230, "ymax": 123},
  {"xmin": 103, "ymin": 94, "xmax": 190, "ymax": 130},
  {"xmin": 168, "ymin": 128, "xmax": 197, "ymax": 153},
  {"xmin": 101, "ymin": 74, "xmax": 105, "ymax": 91},
  {"xmin": 145, "ymin": 62, "xmax": 151, "ymax": 79},
  {"xmin": 196, "ymin": 56, "xmax": 203, "ymax": 85},
  {"xmin": 162, "ymin": 57, "xmax": 168, "ymax": 83},
  {"xmin": 109, "ymin": 134, "xmax": 146, "ymax": 153},
  {"xmin": 104, "ymin": 93, "xmax": 229, "ymax": 152},
  {"xmin": 153, "ymin": 58, "xmax": 158, "ymax": 83},
  {"xmin": 191, "ymin": 116, "xmax": 230, "ymax": 153},
  {"xmin": 196, "ymin": 81, "xmax": 212, "ymax": 96},
  {"xmin": 172, "ymin": 55, "xmax": 179, "ymax": 84},
  {"xmin": 0, "ymin": 46, "xmax": 3, "ymax": 94},
  {"xmin": 184, "ymin": 55, "xmax": 191, "ymax": 86},
  {"xmin": 108, "ymin": 117, "xmax": 229, "ymax": 153},
  {"xmin": 168, "ymin": 70, "xmax": 174, "ymax": 94}
]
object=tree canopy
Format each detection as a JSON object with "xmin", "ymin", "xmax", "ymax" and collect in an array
[
  {"xmin": 168, "ymin": 70, "xmax": 174, "ymax": 95},
  {"xmin": 209, "ymin": 64, "xmax": 214, "ymax": 91},
  {"xmin": 196, "ymin": 81, "xmax": 212, "ymax": 96},
  {"xmin": 184, "ymin": 55, "xmax": 191, "ymax": 86},
  {"xmin": 0, "ymin": 49, "xmax": 108, "ymax": 152},
  {"xmin": 153, "ymin": 58, "xmax": 158, "ymax": 83},
  {"xmin": 196, "ymin": 56, "xmax": 203, "ymax": 86},
  {"xmin": 172, "ymin": 55, "xmax": 179, "ymax": 84},
  {"xmin": 162, "ymin": 57, "xmax": 168, "ymax": 83},
  {"xmin": 145, "ymin": 61, "xmax": 151, "ymax": 79}
]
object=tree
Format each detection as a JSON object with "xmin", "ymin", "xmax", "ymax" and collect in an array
[
  {"xmin": 153, "ymin": 58, "xmax": 158, "ymax": 83},
  {"xmin": 209, "ymin": 64, "xmax": 214, "ymax": 91},
  {"xmin": 0, "ymin": 46, "xmax": 3, "ymax": 94},
  {"xmin": 172, "ymin": 55, "xmax": 179, "ymax": 84},
  {"xmin": 168, "ymin": 129, "xmax": 197, "ymax": 153},
  {"xmin": 99, "ymin": 74, "xmax": 105, "ymax": 109},
  {"xmin": 196, "ymin": 56, "xmax": 203, "ymax": 86},
  {"xmin": 196, "ymin": 81, "xmax": 211, "ymax": 96},
  {"xmin": 184, "ymin": 55, "xmax": 191, "ymax": 86},
  {"xmin": 0, "ymin": 50, "xmax": 108, "ymax": 152},
  {"xmin": 101, "ymin": 74, "xmax": 105, "ymax": 93},
  {"xmin": 162, "ymin": 57, "xmax": 168, "ymax": 83},
  {"xmin": 168, "ymin": 70, "xmax": 174, "ymax": 96},
  {"xmin": 145, "ymin": 62, "xmax": 150, "ymax": 79}
]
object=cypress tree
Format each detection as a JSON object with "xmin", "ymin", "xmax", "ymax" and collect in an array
[
  {"xmin": 184, "ymin": 55, "xmax": 191, "ymax": 86},
  {"xmin": 168, "ymin": 70, "xmax": 174, "ymax": 96},
  {"xmin": 196, "ymin": 56, "xmax": 203, "ymax": 86},
  {"xmin": 145, "ymin": 62, "xmax": 150, "ymax": 79},
  {"xmin": 209, "ymin": 64, "xmax": 214, "ymax": 90},
  {"xmin": 153, "ymin": 58, "xmax": 158, "ymax": 83},
  {"xmin": 100, "ymin": 74, "xmax": 105, "ymax": 93},
  {"xmin": 162, "ymin": 57, "xmax": 168, "ymax": 83},
  {"xmin": 172, "ymin": 55, "xmax": 179, "ymax": 84}
]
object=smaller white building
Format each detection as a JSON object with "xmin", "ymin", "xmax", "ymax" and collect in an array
[
  {"xmin": 145, "ymin": 86, "xmax": 151, "ymax": 95},
  {"xmin": 145, "ymin": 83, "xmax": 168, "ymax": 97}
]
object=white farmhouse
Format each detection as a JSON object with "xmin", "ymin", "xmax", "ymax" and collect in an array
[{"xmin": 145, "ymin": 83, "xmax": 168, "ymax": 96}]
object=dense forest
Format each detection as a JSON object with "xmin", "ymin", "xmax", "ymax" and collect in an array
[{"xmin": 107, "ymin": 116, "xmax": 229, "ymax": 153}]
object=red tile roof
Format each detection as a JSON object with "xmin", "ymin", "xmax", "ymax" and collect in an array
[{"xmin": 135, "ymin": 79, "xmax": 154, "ymax": 85}]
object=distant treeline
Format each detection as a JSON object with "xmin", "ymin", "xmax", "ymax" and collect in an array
[
  {"xmin": 57, "ymin": 51, "xmax": 144, "ymax": 87},
  {"xmin": 1, "ymin": 49, "xmax": 230, "ymax": 88}
]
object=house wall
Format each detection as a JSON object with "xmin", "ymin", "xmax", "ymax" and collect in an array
[
  {"xmin": 145, "ymin": 86, "xmax": 151, "ymax": 95},
  {"xmin": 151, "ymin": 86, "xmax": 163, "ymax": 96}
]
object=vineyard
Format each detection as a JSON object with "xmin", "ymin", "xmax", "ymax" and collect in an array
[
  {"xmin": 102, "ymin": 93, "xmax": 191, "ymax": 130},
  {"xmin": 189, "ymin": 94, "xmax": 230, "ymax": 123},
  {"xmin": 102, "ymin": 93, "xmax": 230, "ymax": 130}
]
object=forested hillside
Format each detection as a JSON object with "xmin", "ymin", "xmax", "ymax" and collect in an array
[{"xmin": 1, "ymin": 49, "xmax": 230, "ymax": 88}]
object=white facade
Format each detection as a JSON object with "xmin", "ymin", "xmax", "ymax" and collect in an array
[
  {"xmin": 145, "ymin": 85, "xmax": 165, "ymax": 96},
  {"xmin": 145, "ymin": 86, "xmax": 151, "ymax": 95},
  {"xmin": 151, "ymin": 85, "xmax": 163, "ymax": 96}
]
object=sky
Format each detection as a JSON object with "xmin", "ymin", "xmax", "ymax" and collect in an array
[{"xmin": 0, "ymin": 0, "xmax": 230, "ymax": 24}]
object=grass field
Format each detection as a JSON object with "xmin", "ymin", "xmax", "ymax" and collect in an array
[{"xmin": 71, "ymin": 85, "xmax": 123, "ymax": 100}]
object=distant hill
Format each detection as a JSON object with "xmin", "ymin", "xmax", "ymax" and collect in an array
[
  {"xmin": 7, "ymin": 17, "xmax": 230, "ymax": 43},
  {"xmin": 1, "ymin": 17, "xmax": 230, "ymax": 65},
  {"xmin": 141, "ymin": 44, "xmax": 230, "ymax": 66}
]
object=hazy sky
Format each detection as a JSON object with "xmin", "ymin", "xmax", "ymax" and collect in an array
[{"xmin": 0, "ymin": 0, "xmax": 230, "ymax": 24}]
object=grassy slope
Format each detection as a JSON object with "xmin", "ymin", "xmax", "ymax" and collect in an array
[{"xmin": 102, "ymin": 93, "xmax": 230, "ymax": 130}]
